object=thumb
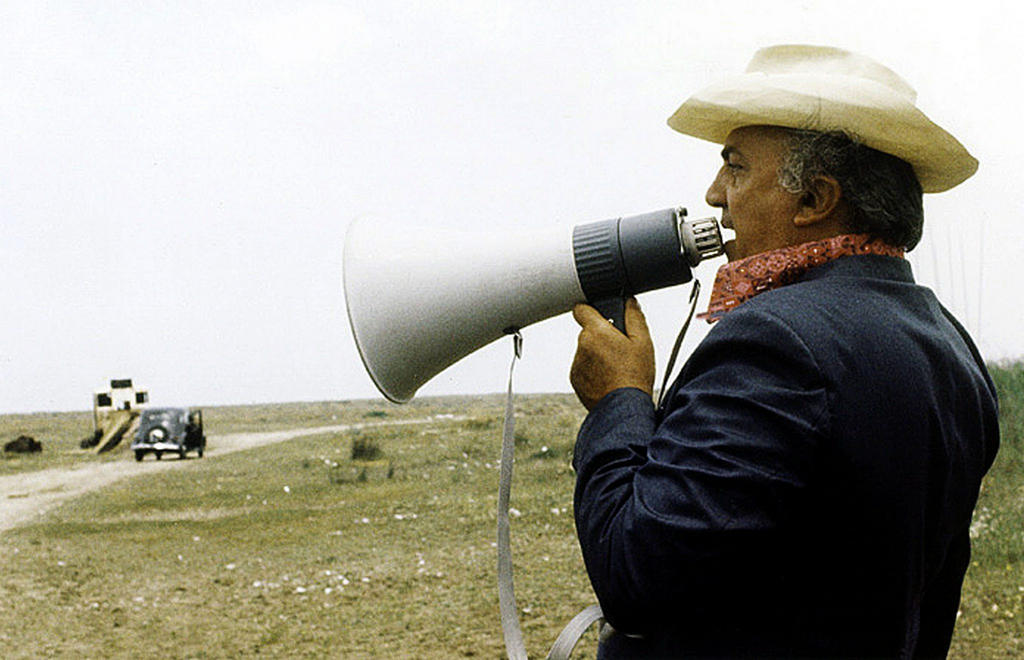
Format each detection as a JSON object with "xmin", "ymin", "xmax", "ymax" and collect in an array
[
  {"xmin": 624, "ymin": 297, "xmax": 650, "ymax": 341},
  {"xmin": 572, "ymin": 303, "xmax": 607, "ymax": 329}
]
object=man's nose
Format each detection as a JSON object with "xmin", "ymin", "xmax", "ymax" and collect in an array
[{"xmin": 705, "ymin": 169, "xmax": 726, "ymax": 208}]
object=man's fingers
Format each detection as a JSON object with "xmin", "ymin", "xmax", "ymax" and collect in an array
[
  {"xmin": 575, "ymin": 300, "xmax": 647, "ymax": 339},
  {"xmin": 624, "ymin": 297, "xmax": 650, "ymax": 341},
  {"xmin": 570, "ymin": 297, "xmax": 656, "ymax": 409}
]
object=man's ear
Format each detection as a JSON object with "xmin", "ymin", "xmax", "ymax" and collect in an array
[{"xmin": 793, "ymin": 175, "xmax": 843, "ymax": 227}]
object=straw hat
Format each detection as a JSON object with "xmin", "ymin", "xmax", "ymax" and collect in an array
[{"xmin": 667, "ymin": 44, "xmax": 977, "ymax": 192}]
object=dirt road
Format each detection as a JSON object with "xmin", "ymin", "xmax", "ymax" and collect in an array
[{"xmin": 0, "ymin": 419, "xmax": 436, "ymax": 533}]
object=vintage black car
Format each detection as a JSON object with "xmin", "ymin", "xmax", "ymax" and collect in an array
[{"xmin": 131, "ymin": 407, "xmax": 205, "ymax": 461}]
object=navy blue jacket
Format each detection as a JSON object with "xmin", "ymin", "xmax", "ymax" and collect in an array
[{"xmin": 573, "ymin": 255, "xmax": 999, "ymax": 658}]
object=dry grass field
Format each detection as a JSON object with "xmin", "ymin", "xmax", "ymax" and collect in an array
[
  {"xmin": 1, "ymin": 394, "xmax": 599, "ymax": 658},
  {"xmin": 1, "ymin": 368, "xmax": 1021, "ymax": 658}
]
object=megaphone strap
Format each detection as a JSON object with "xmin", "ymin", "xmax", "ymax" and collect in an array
[
  {"xmin": 657, "ymin": 279, "xmax": 702, "ymax": 411},
  {"xmin": 497, "ymin": 330, "xmax": 528, "ymax": 660},
  {"xmin": 546, "ymin": 605, "xmax": 607, "ymax": 659},
  {"xmin": 496, "ymin": 330, "xmax": 609, "ymax": 660}
]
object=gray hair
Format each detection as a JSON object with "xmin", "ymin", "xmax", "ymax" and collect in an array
[{"xmin": 777, "ymin": 129, "xmax": 924, "ymax": 250}]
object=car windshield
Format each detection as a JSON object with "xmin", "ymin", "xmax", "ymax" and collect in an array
[{"xmin": 139, "ymin": 409, "xmax": 186, "ymax": 433}]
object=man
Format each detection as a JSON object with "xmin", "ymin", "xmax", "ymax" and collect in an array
[{"xmin": 569, "ymin": 45, "xmax": 999, "ymax": 658}]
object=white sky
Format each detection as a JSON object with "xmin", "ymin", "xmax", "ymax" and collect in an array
[{"xmin": 2, "ymin": 1, "xmax": 1022, "ymax": 414}]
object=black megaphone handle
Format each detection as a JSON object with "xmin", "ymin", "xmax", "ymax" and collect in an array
[{"xmin": 590, "ymin": 295, "xmax": 627, "ymax": 334}]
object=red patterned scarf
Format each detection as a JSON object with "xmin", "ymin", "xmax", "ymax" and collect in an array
[{"xmin": 700, "ymin": 234, "xmax": 904, "ymax": 322}]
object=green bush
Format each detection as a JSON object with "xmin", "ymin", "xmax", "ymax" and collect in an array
[{"xmin": 351, "ymin": 437, "xmax": 382, "ymax": 461}]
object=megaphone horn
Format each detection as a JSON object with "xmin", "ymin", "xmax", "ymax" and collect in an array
[{"xmin": 343, "ymin": 206, "xmax": 724, "ymax": 403}]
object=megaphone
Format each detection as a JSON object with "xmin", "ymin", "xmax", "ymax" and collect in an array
[{"xmin": 344, "ymin": 206, "xmax": 724, "ymax": 403}]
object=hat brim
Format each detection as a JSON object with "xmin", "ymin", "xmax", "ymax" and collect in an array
[{"xmin": 667, "ymin": 72, "xmax": 977, "ymax": 193}]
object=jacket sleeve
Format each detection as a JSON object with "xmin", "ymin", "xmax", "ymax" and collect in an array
[{"xmin": 572, "ymin": 308, "xmax": 830, "ymax": 634}]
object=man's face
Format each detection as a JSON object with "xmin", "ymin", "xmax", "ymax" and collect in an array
[{"xmin": 705, "ymin": 125, "xmax": 803, "ymax": 261}]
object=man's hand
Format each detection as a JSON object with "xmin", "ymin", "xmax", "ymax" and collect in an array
[{"xmin": 570, "ymin": 297, "xmax": 655, "ymax": 411}]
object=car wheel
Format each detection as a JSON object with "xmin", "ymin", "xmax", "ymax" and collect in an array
[{"xmin": 135, "ymin": 451, "xmax": 144, "ymax": 462}]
